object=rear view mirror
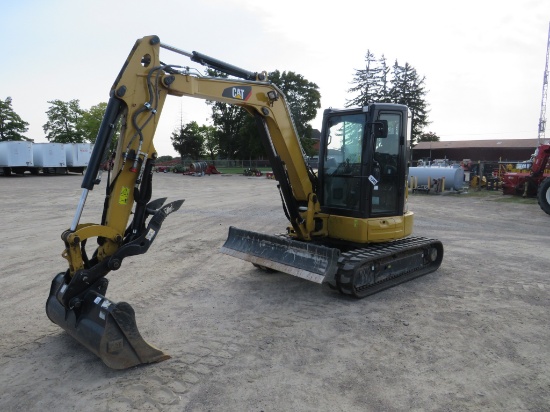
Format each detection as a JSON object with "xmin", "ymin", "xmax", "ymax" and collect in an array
[{"xmin": 372, "ymin": 120, "xmax": 388, "ymax": 138}]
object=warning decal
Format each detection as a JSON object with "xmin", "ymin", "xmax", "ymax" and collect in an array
[{"xmin": 119, "ymin": 186, "xmax": 130, "ymax": 205}]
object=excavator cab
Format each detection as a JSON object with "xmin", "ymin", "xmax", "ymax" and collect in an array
[{"xmin": 319, "ymin": 105, "xmax": 407, "ymax": 220}]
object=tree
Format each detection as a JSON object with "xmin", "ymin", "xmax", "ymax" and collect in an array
[
  {"xmin": 389, "ymin": 61, "xmax": 430, "ymax": 146},
  {"xmin": 347, "ymin": 54, "xmax": 431, "ymax": 147},
  {"xmin": 268, "ymin": 70, "xmax": 321, "ymax": 155},
  {"xmin": 376, "ymin": 55, "xmax": 391, "ymax": 103},
  {"xmin": 209, "ymin": 98, "xmax": 248, "ymax": 159},
  {"xmin": 417, "ymin": 131, "xmax": 440, "ymax": 143},
  {"xmin": 202, "ymin": 125, "xmax": 219, "ymax": 161},
  {"xmin": 171, "ymin": 120, "xmax": 204, "ymax": 159},
  {"xmin": 78, "ymin": 102, "xmax": 107, "ymax": 143},
  {"xmin": 205, "ymin": 69, "xmax": 250, "ymax": 159},
  {"xmin": 157, "ymin": 155, "xmax": 174, "ymax": 163},
  {"xmin": 236, "ymin": 116, "xmax": 265, "ymax": 161},
  {"xmin": 0, "ymin": 97, "xmax": 29, "ymax": 141},
  {"xmin": 207, "ymin": 69, "xmax": 321, "ymax": 159},
  {"xmin": 43, "ymin": 99, "xmax": 84, "ymax": 143},
  {"xmin": 346, "ymin": 50, "xmax": 381, "ymax": 107}
]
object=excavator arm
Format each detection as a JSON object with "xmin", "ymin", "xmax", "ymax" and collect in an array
[
  {"xmin": 46, "ymin": 35, "xmax": 328, "ymax": 369},
  {"xmin": 65, "ymin": 36, "xmax": 325, "ymax": 293}
]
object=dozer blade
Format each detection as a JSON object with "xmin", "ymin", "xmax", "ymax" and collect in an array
[
  {"xmin": 46, "ymin": 273, "xmax": 169, "ymax": 370},
  {"xmin": 220, "ymin": 226, "xmax": 340, "ymax": 284}
]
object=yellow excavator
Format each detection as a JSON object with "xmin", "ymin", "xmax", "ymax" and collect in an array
[{"xmin": 46, "ymin": 35, "xmax": 443, "ymax": 369}]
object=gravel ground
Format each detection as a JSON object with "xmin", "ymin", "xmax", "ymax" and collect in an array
[{"xmin": 0, "ymin": 172, "xmax": 549, "ymax": 411}]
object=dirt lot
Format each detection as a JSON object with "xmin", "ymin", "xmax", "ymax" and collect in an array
[{"xmin": 0, "ymin": 172, "xmax": 549, "ymax": 411}]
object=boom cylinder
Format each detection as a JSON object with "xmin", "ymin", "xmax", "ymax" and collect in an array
[{"xmin": 82, "ymin": 97, "xmax": 123, "ymax": 190}]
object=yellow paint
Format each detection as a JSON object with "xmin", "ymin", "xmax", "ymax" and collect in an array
[{"xmin": 327, "ymin": 212, "xmax": 414, "ymax": 243}]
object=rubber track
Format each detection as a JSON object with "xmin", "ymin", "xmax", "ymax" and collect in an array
[{"xmin": 335, "ymin": 236, "xmax": 443, "ymax": 298}]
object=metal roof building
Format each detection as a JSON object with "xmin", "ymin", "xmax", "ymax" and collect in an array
[{"xmin": 412, "ymin": 139, "xmax": 542, "ymax": 163}]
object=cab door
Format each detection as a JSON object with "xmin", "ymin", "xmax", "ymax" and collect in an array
[
  {"xmin": 370, "ymin": 111, "xmax": 403, "ymax": 217},
  {"xmin": 320, "ymin": 111, "xmax": 366, "ymax": 217}
]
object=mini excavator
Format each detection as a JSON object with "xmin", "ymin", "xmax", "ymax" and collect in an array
[{"xmin": 46, "ymin": 36, "xmax": 443, "ymax": 369}]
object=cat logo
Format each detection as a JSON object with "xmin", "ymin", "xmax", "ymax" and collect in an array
[{"xmin": 222, "ymin": 86, "xmax": 252, "ymax": 101}]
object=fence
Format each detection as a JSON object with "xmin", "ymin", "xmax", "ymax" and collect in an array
[{"xmin": 179, "ymin": 159, "xmax": 272, "ymax": 169}]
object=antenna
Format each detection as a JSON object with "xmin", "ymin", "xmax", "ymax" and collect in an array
[{"xmin": 538, "ymin": 21, "xmax": 550, "ymax": 145}]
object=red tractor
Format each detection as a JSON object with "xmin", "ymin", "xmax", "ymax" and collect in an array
[{"xmin": 501, "ymin": 144, "xmax": 550, "ymax": 214}]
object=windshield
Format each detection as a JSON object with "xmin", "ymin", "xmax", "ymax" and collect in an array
[{"xmin": 322, "ymin": 113, "xmax": 365, "ymax": 212}]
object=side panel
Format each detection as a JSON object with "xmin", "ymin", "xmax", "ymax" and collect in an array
[
  {"xmin": 326, "ymin": 212, "xmax": 413, "ymax": 243},
  {"xmin": 0, "ymin": 141, "xmax": 33, "ymax": 167},
  {"xmin": 66, "ymin": 143, "xmax": 93, "ymax": 167},
  {"xmin": 32, "ymin": 143, "xmax": 67, "ymax": 167}
]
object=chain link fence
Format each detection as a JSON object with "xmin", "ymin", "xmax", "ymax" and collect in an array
[{"xmin": 179, "ymin": 159, "xmax": 272, "ymax": 169}]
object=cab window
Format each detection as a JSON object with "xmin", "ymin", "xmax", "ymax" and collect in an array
[{"xmin": 371, "ymin": 113, "xmax": 400, "ymax": 215}]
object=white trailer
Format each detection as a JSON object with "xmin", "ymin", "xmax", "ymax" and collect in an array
[
  {"xmin": 65, "ymin": 143, "xmax": 93, "ymax": 174},
  {"xmin": 32, "ymin": 143, "xmax": 67, "ymax": 174},
  {"xmin": 0, "ymin": 141, "xmax": 34, "ymax": 175}
]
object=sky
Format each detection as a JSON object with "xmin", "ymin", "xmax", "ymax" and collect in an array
[{"xmin": 1, "ymin": 0, "xmax": 549, "ymax": 157}]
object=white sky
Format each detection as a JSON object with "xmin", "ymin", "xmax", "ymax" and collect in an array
[{"xmin": 1, "ymin": 0, "xmax": 549, "ymax": 157}]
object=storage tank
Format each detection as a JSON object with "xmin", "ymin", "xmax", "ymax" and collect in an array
[
  {"xmin": 66, "ymin": 143, "xmax": 93, "ymax": 173},
  {"xmin": 0, "ymin": 141, "xmax": 34, "ymax": 175},
  {"xmin": 33, "ymin": 143, "xmax": 66, "ymax": 174},
  {"xmin": 408, "ymin": 166, "xmax": 465, "ymax": 191}
]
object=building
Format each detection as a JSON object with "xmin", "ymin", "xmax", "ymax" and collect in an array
[{"xmin": 412, "ymin": 139, "xmax": 542, "ymax": 164}]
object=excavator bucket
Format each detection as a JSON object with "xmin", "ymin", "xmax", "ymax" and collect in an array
[
  {"xmin": 220, "ymin": 226, "xmax": 340, "ymax": 284},
  {"xmin": 46, "ymin": 273, "xmax": 169, "ymax": 369}
]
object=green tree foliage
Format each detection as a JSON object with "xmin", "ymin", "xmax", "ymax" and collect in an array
[
  {"xmin": 390, "ymin": 61, "xmax": 430, "ymax": 145},
  {"xmin": 43, "ymin": 99, "xmax": 84, "ymax": 143},
  {"xmin": 171, "ymin": 120, "xmax": 204, "ymax": 160},
  {"xmin": 156, "ymin": 155, "xmax": 174, "ymax": 163},
  {"xmin": 268, "ymin": 70, "xmax": 321, "ymax": 155},
  {"xmin": 206, "ymin": 69, "xmax": 321, "ymax": 159},
  {"xmin": 347, "ymin": 54, "xmax": 430, "ymax": 147},
  {"xmin": 0, "ymin": 97, "xmax": 29, "ymax": 141},
  {"xmin": 209, "ymin": 98, "xmax": 249, "ymax": 159},
  {"xmin": 78, "ymin": 102, "xmax": 107, "ymax": 143},
  {"xmin": 347, "ymin": 50, "xmax": 381, "ymax": 105},
  {"xmin": 201, "ymin": 70, "xmax": 245, "ymax": 159},
  {"xmin": 417, "ymin": 131, "xmax": 440, "ymax": 143},
  {"xmin": 237, "ymin": 116, "xmax": 265, "ymax": 161},
  {"xmin": 202, "ymin": 125, "xmax": 219, "ymax": 161}
]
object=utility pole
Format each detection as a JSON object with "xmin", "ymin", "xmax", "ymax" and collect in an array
[{"xmin": 538, "ymin": 21, "xmax": 550, "ymax": 145}]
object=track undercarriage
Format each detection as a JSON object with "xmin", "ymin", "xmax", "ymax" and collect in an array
[{"xmin": 333, "ymin": 236, "xmax": 443, "ymax": 298}]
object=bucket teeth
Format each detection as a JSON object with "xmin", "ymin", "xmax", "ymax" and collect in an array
[{"xmin": 99, "ymin": 301, "xmax": 170, "ymax": 369}]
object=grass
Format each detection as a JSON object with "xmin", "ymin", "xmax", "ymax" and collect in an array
[
  {"xmin": 455, "ymin": 188, "xmax": 538, "ymax": 204},
  {"xmin": 408, "ymin": 185, "xmax": 539, "ymax": 205},
  {"xmin": 216, "ymin": 167, "xmax": 272, "ymax": 175}
]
